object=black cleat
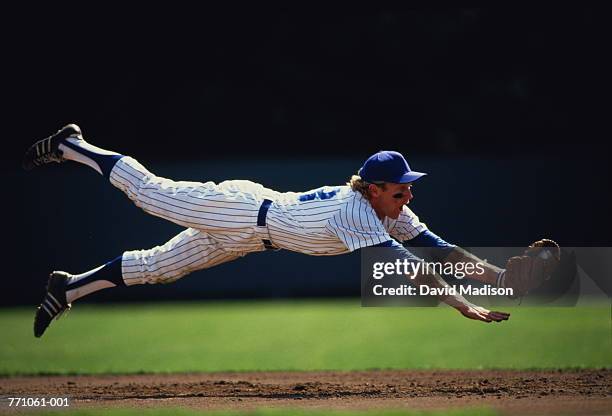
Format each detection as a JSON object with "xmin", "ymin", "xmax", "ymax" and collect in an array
[
  {"xmin": 22, "ymin": 124, "xmax": 82, "ymax": 171},
  {"xmin": 34, "ymin": 271, "xmax": 72, "ymax": 338}
]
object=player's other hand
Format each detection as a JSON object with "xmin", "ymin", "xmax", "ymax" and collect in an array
[{"xmin": 456, "ymin": 302, "xmax": 510, "ymax": 323}]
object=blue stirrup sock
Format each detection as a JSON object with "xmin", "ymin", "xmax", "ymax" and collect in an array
[
  {"xmin": 59, "ymin": 138, "xmax": 124, "ymax": 179},
  {"xmin": 65, "ymin": 256, "xmax": 125, "ymax": 303}
]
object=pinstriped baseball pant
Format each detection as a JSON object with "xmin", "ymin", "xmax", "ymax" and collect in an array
[{"xmin": 109, "ymin": 157, "xmax": 273, "ymax": 285}]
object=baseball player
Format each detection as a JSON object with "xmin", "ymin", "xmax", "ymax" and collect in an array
[{"xmin": 24, "ymin": 124, "xmax": 557, "ymax": 337}]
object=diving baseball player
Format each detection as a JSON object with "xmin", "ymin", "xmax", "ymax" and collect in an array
[{"xmin": 24, "ymin": 124, "xmax": 558, "ymax": 337}]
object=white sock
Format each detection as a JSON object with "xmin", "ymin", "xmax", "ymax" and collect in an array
[{"xmin": 66, "ymin": 277, "xmax": 116, "ymax": 304}]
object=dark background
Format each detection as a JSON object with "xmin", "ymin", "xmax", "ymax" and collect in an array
[{"xmin": 3, "ymin": 7, "xmax": 610, "ymax": 305}]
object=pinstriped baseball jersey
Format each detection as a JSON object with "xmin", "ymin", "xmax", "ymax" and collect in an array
[
  {"xmin": 109, "ymin": 157, "xmax": 428, "ymax": 284},
  {"xmin": 265, "ymin": 187, "xmax": 428, "ymax": 255}
]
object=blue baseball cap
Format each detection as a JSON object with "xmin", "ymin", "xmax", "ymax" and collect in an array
[{"xmin": 358, "ymin": 150, "xmax": 427, "ymax": 184}]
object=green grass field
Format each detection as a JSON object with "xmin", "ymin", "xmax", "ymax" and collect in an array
[{"xmin": 1, "ymin": 300, "xmax": 609, "ymax": 375}]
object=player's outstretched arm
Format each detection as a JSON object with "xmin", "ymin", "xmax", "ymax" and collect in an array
[
  {"xmin": 444, "ymin": 240, "xmax": 562, "ymax": 299},
  {"xmin": 411, "ymin": 271, "xmax": 510, "ymax": 323},
  {"xmin": 444, "ymin": 246, "xmax": 503, "ymax": 285},
  {"xmin": 381, "ymin": 239, "xmax": 510, "ymax": 323},
  {"xmin": 403, "ymin": 231, "xmax": 503, "ymax": 286}
]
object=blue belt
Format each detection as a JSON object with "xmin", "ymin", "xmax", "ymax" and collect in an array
[{"xmin": 257, "ymin": 199, "xmax": 277, "ymax": 250}]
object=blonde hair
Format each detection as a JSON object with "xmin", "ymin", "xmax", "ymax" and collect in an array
[{"xmin": 347, "ymin": 175, "xmax": 385, "ymax": 200}]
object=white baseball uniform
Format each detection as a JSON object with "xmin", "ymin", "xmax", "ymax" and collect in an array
[{"xmin": 110, "ymin": 157, "xmax": 428, "ymax": 285}]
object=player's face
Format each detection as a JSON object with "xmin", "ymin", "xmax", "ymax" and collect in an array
[{"xmin": 370, "ymin": 182, "xmax": 413, "ymax": 219}]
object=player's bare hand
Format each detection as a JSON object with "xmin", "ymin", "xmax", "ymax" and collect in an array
[
  {"xmin": 456, "ymin": 303, "xmax": 510, "ymax": 323},
  {"xmin": 442, "ymin": 296, "xmax": 510, "ymax": 323}
]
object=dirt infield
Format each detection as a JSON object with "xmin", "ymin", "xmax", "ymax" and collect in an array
[{"xmin": 1, "ymin": 369, "xmax": 610, "ymax": 415}]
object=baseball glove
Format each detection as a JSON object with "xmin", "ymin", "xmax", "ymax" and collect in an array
[{"xmin": 499, "ymin": 239, "xmax": 561, "ymax": 299}]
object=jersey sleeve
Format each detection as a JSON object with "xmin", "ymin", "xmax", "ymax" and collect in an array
[
  {"xmin": 402, "ymin": 229, "xmax": 455, "ymax": 262},
  {"xmin": 371, "ymin": 239, "xmax": 423, "ymax": 261},
  {"xmin": 327, "ymin": 194, "xmax": 393, "ymax": 252},
  {"xmin": 384, "ymin": 205, "xmax": 428, "ymax": 242}
]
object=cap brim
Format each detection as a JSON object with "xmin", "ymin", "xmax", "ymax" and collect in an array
[{"xmin": 396, "ymin": 171, "xmax": 427, "ymax": 183}]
